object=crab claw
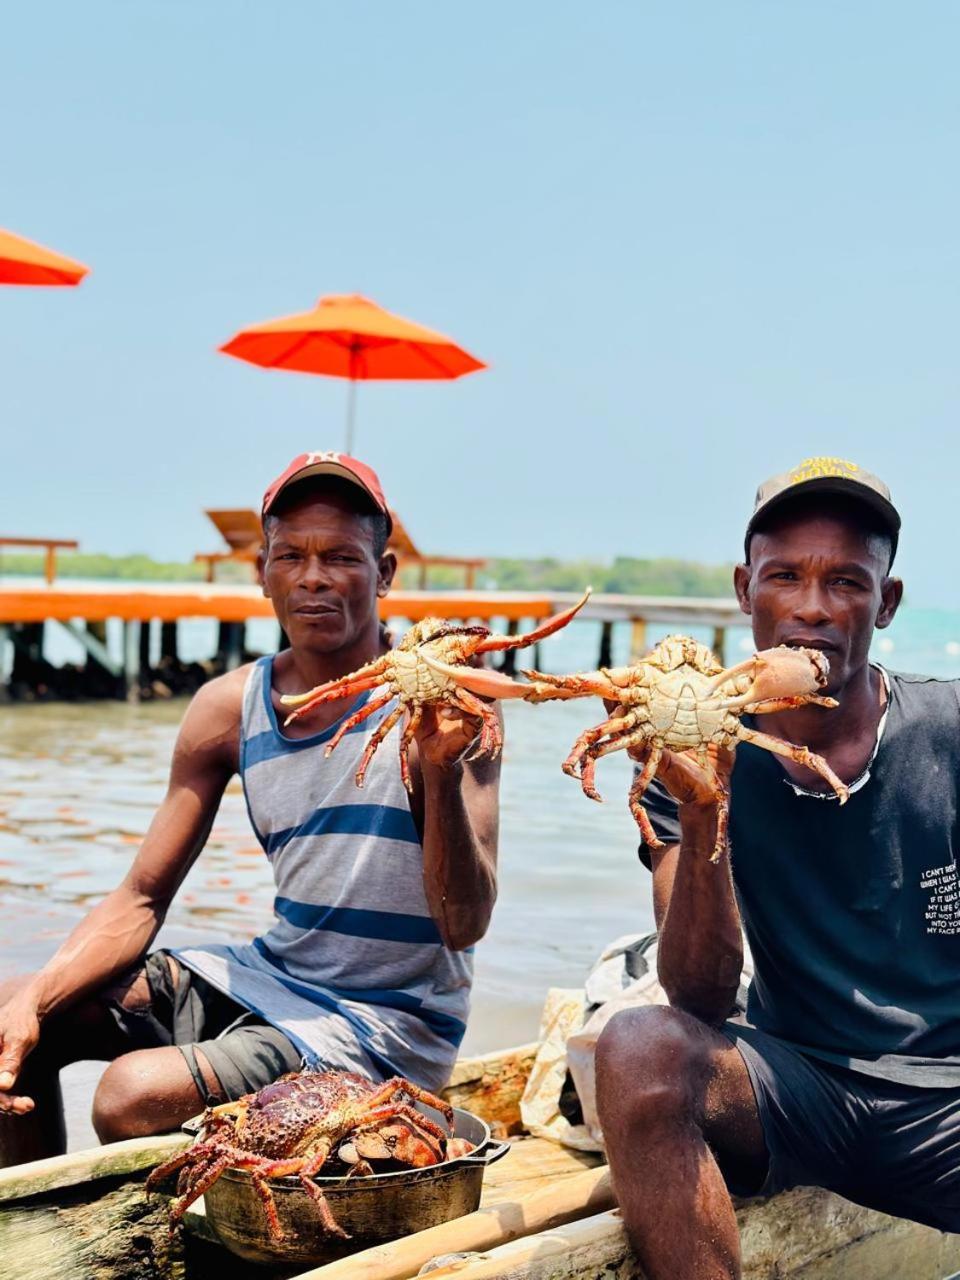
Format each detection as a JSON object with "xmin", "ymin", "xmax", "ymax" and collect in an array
[
  {"xmin": 710, "ymin": 645, "xmax": 832, "ymax": 703},
  {"xmin": 473, "ymin": 587, "xmax": 592, "ymax": 655},
  {"xmin": 420, "ymin": 654, "xmax": 531, "ymax": 699}
]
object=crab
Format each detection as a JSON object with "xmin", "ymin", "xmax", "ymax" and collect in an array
[
  {"xmin": 146, "ymin": 1069, "xmax": 454, "ymax": 1242},
  {"xmin": 426, "ymin": 636, "xmax": 849, "ymax": 861},
  {"xmin": 279, "ymin": 589, "xmax": 591, "ymax": 790}
]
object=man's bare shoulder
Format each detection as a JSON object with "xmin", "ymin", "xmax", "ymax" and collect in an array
[{"xmin": 175, "ymin": 663, "xmax": 257, "ymax": 767}]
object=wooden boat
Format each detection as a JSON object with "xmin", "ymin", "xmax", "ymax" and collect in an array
[{"xmin": 2, "ymin": 1041, "xmax": 960, "ymax": 1280}]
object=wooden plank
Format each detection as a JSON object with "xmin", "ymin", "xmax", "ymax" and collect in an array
[
  {"xmin": 479, "ymin": 1138, "xmax": 600, "ymax": 1205},
  {"xmin": 790, "ymin": 1219, "xmax": 960, "ymax": 1280},
  {"xmin": 0, "ymin": 1133, "xmax": 189, "ymax": 1205},
  {"xmin": 413, "ymin": 1190, "xmax": 960, "ymax": 1280},
  {"xmin": 411, "ymin": 1208, "xmax": 631, "ymax": 1279},
  {"xmin": 0, "ymin": 1177, "xmax": 184, "ymax": 1280},
  {"xmin": 0, "ymin": 537, "xmax": 79, "ymax": 550},
  {"xmin": 287, "ymin": 1167, "xmax": 614, "ymax": 1280}
]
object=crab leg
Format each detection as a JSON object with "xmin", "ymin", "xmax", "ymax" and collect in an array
[
  {"xmin": 358, "ymin": 1101, "xmax": 452, "ymax": 1142},
  {"xmin": 561, "ymin": 713, "xmax": 636, "ymax": 780},
  {"xmin": 397, "ymin": 705, "xmax": 423, "ymax": 791},
  {"xmin": 521, "ymin": 668, "xmax": 619, "ymax": 702},
  {"xmin": 169, "ymin": 1153, "xmax": 231, "ymax": 1225},
  {"xmin": 298, "ymin": 1173, "xmax": 350, "ymax": 1238},
  {"xmin": 734, "ymin": 725, "xmax": 849, "ymax": 803},
  {"xmin": 711, "ymin": 691, "xmax": 837, "ymax": 714},
  {"xmin": 736, "ymin": 694, "xmax": 838, "ymax": 715},
  {"xmin": 691, "ymin": 744, "xmax": 730, "ymax": 863},
  {"xmin": 282, "ymin": 673, "xmax": 386, "ymax": 725},
  {"xmin": 146, "ymin": 1143, "xmax": 204, "ymax": 1191},
  {"xmin": 474, "ymin": 588, "xmax": 592, "ymax": 654},
  {"xmin": 243, "ymin": 1166, "xmax": 284, "ymax": 1241},
  {"xmin": 367, "ymin": 1077, "xmax": 454, "ymax": 1125},
  {"xmin": 577, "ymin": 724, "xmax": 654, "ymax": 802},
  {"xmin": 451, "ymin": 688, "xmax": 503, "ymax": 760},
  {"xmin": 321, "ymin": 687, "xmax": 395, "ymax": 752},
  {"xmin": 627, "ymin": 744, "xmax": 664, "ymax": 850},
  {"xmin": 281, "ymin": 655, "xmax": 391, "ymax": 716},
  {"xmin": 355, "ymin": 704, "xmax": 405, "ymax": 788}
]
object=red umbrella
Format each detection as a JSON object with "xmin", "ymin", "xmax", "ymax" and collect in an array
[
  {"xmin": 220, "ymin": 293, "xmax": 485, "ymax": 450},
  {"xmin": 0, "ymin": 228, "xmax": 89, "ymax": 286}
]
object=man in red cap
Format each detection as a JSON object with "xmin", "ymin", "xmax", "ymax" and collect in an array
[
  {"xmin": 0, "ymin": 453, "xmax": 500, "ymax": 1160},
  {"xmin": 595, "ymin": 458, "xmax": 960, "ymax": 1278}
]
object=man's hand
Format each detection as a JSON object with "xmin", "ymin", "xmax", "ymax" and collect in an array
[
  {"xmin": 0, "ymin": 993, "xmax": 41, "ymax": 1114},
  {"xmin": 412, "ymin": 703, "xmax": 485, "ymax": 771},
  {"xmin": 629, "ymin": 741, "xmax": 736, "ymax": 808}
]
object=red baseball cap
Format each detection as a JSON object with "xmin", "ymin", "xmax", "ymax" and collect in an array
[{"xmin": 261, "ymin": 451, "xmax": 393, "ymax": 535}]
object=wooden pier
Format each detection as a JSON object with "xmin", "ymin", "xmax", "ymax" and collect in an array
[{"xmin": 0, "ymin": 580, "xmax": 744, "ymax": 701}]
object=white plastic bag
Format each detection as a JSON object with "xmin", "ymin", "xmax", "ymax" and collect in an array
[{"xmin": 522, "ymin": 933, "xmax": 754, "ymax": 1152}]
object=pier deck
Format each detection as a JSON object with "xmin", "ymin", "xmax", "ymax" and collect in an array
[
  {"xmin": 0, "ymin": 580, "xmax": 745, "ymax": 699},
  {"xmin": 0, "ymin": 580, "xmax": 742, "ymax": 628}
]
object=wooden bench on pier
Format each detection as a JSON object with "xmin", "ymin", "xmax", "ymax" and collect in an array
[
  {"xmin": 194, "ymin": 508, "xmax": 487, "ymax": 589},
  {"xmin": 0, "ymin": 535, "xmax": 79, "ymax": 585}
]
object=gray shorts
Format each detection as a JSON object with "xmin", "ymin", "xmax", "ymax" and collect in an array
[
  {"xmin": 104, "ymin": 950, "xmax": 301, "ymax": 1104},
  {"xmin": 725, "ymin": 1022, "xmax": 960, "ymax": 1232}
]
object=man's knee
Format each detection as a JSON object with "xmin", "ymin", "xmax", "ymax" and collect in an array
[
  {"xmin": 92, "ymin": 1050, "xmax": 178, "ymax": 1142},
  {"xmin": 596, "ymin": 1005, "xmax": 713, "ymax": 1129},
  {"xmin": 92, "ymin": 1044, "xmax": 222, "ymax": 1142}
]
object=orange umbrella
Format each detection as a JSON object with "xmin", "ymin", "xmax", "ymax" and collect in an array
[
  {"xmin": 0, "ymin": 228, "xmax": 89, "ymax": 286},
  {"xmin": 219, "ymin": 293, "xmax": 486, "ymax": 450}
]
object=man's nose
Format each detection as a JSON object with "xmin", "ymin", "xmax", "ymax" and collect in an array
[
  {"xmin": 299, "ymin": 555, "xmax": 332, "ymax": 590},
  {"xmin": 792, "ymin": 584, "xmax": 831, "ymax": 626}
]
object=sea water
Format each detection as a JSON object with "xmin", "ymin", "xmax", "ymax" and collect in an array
[{"xmin": 1, "ymin": 606, "xmax": 958, "ymax": 1086}]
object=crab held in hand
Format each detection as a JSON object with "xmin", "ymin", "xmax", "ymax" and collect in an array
[
  {"xmin": 146, "ymin": 1070, "xmax": 457, "ymax": 1243},
  {"xmin": 428, "ymin": 637, "xmax": 848, "ymax": 862},
  {"xmin": 280, "ymin": 589, "xmax": 591, "ymax": 791}
]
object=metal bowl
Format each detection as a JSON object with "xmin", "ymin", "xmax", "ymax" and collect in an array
[{"xmin": 201, "ymin": 1106, "xmax": 509, "ymax": 1266}]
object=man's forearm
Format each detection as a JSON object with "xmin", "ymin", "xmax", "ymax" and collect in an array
[
  {"xmin": 657, "ymin": 803, "xmax": 743, "ymax": 1025},
  {"xmin": 420, "ymin": 759, "xmax": 497, "ymax": 952},
  {"xmin": 20, "ymin": 885, "xmax": 167, "ymax": 1021}
]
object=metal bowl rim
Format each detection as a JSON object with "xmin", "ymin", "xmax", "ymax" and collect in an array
[{"xmin": 211, "ymin": 1105, "xmax": 493, "ymax": 1189}]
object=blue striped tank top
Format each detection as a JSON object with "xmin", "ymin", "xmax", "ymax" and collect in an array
[{"xmin": 174, "ymin": 655, "xmax": 472, "ymax": 1091}]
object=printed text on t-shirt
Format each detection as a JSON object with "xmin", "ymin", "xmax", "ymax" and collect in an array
[{"xmin": 921, "ymin": 864, "xmax": 960, "ymax": 935}]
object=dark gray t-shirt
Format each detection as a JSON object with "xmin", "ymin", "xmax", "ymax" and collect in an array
[{"xmin": 641, "ymin": 670, "xmax": 960, "ymax": 1086}]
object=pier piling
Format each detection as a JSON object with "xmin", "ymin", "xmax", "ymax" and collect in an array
[
  {"xmin": 598, "ymin": 621, "xmax": 613, "ymax": 669},
  {"xmin": 123, "ymin": 621, "xmax": 141, "ymax": 703},
  {"xmin": 499, "ymin": 619, "xmax": 521, "ymax": 675}
]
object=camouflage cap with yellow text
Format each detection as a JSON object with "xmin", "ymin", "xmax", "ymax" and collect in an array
[{"xmin": 745, "ymin": 456, "xmax": 900, "ymax": 565}]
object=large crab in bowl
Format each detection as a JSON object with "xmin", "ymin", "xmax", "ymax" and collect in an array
[
  {"xmin": 279, "ymin": 589, "xmax": 591, "ymax": 790},
  {"xmin": 425, "ymin": 636, "xmax": 849, "ymax": 861},
  {"xmin": 146, "ymin": 1070, "xmax": 458, "ymax": 1242}
]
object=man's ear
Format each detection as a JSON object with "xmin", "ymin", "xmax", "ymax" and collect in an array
[
  {"xmin": 734, "ymin": 563, "xmax": 752, "ymax": 617},
  {"xmin": 377, "ymin": 551, "xmax": 398, "ymax": 598},
  {"xmin": 257, "ymin": 549, "xmax": 269, "ymax": 599},
  {"xmin": 876, "ymin": 576, "xmax": 903, "ymax": 630}
]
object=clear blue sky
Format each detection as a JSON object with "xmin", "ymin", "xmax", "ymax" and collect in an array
[{"xmin": 4, "ymin": 3, "xmax": 958, "ymax": 603}]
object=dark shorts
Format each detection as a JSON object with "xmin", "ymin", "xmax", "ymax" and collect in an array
[
  {"xmin": 104, "ymin": 951, "xmax": 301, "ymax": 1104},
  {"xmin": 724, "ymin": 1021, "xmax": 960, "ymax": 1233}
]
